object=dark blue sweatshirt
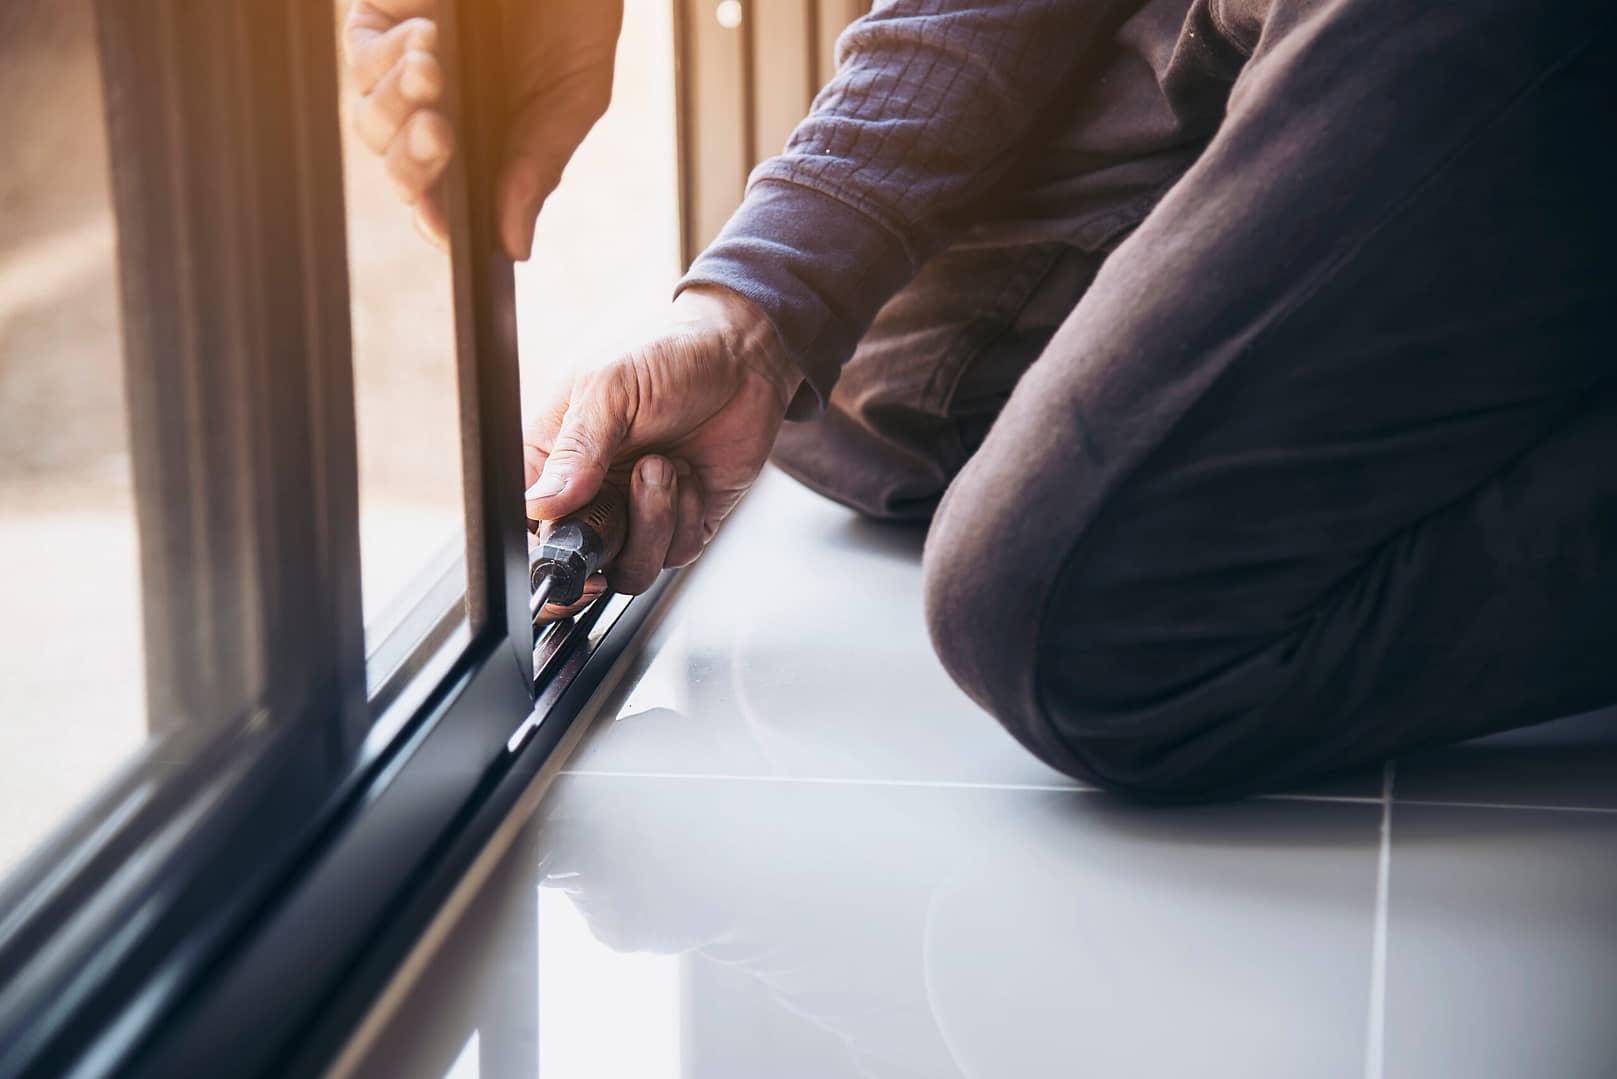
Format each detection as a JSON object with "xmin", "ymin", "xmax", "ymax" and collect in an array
[{"xmin": 676, "ymin": 1, "xmax": 1141, "ymax": 416}]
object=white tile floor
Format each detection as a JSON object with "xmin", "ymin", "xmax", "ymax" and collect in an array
[{"xmin": 352, "ymin": 467, "xmax": 1617, "ymax": 1079}]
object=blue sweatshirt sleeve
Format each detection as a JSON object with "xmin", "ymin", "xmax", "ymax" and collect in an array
[{"xmin": 676, "ymin": 0, "xmax": 1107, "ymax": 416}]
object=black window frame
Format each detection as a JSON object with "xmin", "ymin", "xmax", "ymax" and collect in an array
[
  {"xmin": 0, "ymin": 2, "xmax": 674, "ymax": 1076},
  {"xmin": 0, "ymin": 1, "xmax": 875, "ymax": 1073}
]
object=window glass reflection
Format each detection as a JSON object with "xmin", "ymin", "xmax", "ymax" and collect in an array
[
  {"xmin": 515, "ymin": 0, "xmax": 681, "ymax": 409},
  {"xmin": 335, "ymin": 0, "xmax": 470, "ymax": 653},
  {"xmin": 0, "ymin": 0, "xmax": 146, "ymax": 878}
]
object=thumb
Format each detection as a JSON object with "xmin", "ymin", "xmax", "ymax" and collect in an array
[
  {"xmin": 496, "ymin": 147, "xmax": 564, "ymax": 264},
  {"xmin": 524, "ymin": 391, "xmax": 628, "ymax": 521},
  {"xmin": 496, "ymin": 69, "xmax": 615, "ymax": 260}
]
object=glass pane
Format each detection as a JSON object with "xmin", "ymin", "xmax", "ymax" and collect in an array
[
  {"xmin": 516, "ymin": 0, "xmax": 681, "ymax": 401},
  {"xmin": 334, "ymin": 0, "xmax": 471, "ymax": 675},
  {"xmin": 0, "ymin": 0, "xmax": 146, "ymax": 878}
]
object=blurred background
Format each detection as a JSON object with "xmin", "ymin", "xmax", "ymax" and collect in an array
[{"xmin": 0, "ymin": 0, "xmax": 679, "ymax": 877}]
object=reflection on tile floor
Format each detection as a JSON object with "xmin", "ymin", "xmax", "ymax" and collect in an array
[
  {"xmin": 1394, "ymin": 705, "xmax": 1617, "ymax": 810},
  {"xmin": 357, "ymin": 781, "xmax": 1381, "ymax": 1079},
  {"xmin": 564, "ymin": 471, "xmax": 1078, "ymax": 790},
  {"xmin": 351, "ymin": 467, "xmax": 1617, "ymax": 1079},
  {"xmin": 1382, "ymin": 805, "xmax": 1617, "ymax": 1079}
]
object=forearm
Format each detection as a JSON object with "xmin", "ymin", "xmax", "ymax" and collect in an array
[{"xmin": 679, "ymin": 0, "xmax": 1121, "ymax": 414}]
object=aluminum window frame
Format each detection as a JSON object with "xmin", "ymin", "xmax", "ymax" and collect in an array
[
  {"xmin": 0, "ymin": 2, "xmax": 669, "ymax": 1076},
  {"xmin": 1, "ymin": 0, "xmax": 873, "ymax": 1073}
]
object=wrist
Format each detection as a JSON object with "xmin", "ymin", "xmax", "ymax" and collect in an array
[{"xmin": 674, "ymin": 284, "xmax": 803, "ymax": 409}]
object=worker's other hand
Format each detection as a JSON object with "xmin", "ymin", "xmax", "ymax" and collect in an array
[
  {"xmin": 525, "ymin": 286, "xmax": 801, "ymax": 608},
  {"xmin": 342, "ymin": 0, "xmax": 623, "ymax": 257}
]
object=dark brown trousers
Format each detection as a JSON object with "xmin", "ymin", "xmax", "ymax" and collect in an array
[{"xmin": 772, "ymin": 0, "xmax": 1617, "ymax": 798}]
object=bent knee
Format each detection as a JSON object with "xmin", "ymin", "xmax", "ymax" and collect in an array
[{"xmin": 923, "ymin": 500, "xmax": 1286, "ymax": 802}]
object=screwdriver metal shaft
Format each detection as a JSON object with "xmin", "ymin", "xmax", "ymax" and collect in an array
[{"xmin": 528, "ymin": 573, "xmax": 557, "ymax": 622}]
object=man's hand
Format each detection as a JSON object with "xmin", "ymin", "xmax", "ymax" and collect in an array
[
  {"xmin": 342, "ymin": 0, "xmax": 624, "ymax": 258},
  {"xmin": 525, "ymin": 287, "xmax": 801, "ymax": 617}
]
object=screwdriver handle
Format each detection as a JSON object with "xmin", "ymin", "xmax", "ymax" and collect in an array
[
  {"xmin": 566, "ymin": 482, "xmax": 630, "ymax": 561},
  {"xmin": 528, "ymin": 481, "xmax": 629, "ymax": 608}
]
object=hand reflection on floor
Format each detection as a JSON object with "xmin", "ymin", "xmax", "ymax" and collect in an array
[{"xmin": 533, "ymin": 723, "xmax": 1375, "ymax": 1079}]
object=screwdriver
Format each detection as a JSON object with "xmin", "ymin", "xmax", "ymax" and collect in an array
[{"xmin": 528, "ymin": 481, "xmax": 629, "ymax": 623}]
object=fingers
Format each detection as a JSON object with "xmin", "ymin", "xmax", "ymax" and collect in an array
[
  {"xmin": 412, "ymin": 192, "xmax": 450, "ymax": 251},
  {"xmin": 382, "ymin": 110, "xmax": 454, "ymax": 209},
  {"xmin": 527, "ymin": 454, "xmax": 695, "ymax": 603},
  {"xmin": 523, "ymin": 382, "xmax": 690, "ymax": 589},
  {"xmin": 523, "ymin": 381, "xmax": 573, "ymax": 525},
  {"xmin": 608, "ymin": 456, "xmax": 677, "ymax": 595},
  {"xmin": 496, "ymin": 66, "xmax": 616, "ymax": 260},
  {"xmin": 344, "ymin": 10, "xmax": 437, "ymax": 96},
  {"xmin": 353, "ymin": 46, "xmax": 444, "ymax": 155},
  {"xmin": 667, "ymin": 462, "xmax": 706, "ymax": 568},
  {"xmin": 360, "ymin": 52, "xmax": 452, "ymax": 226},
  {"xmin": 495, "ymin": 150, "xmax": 558, "ymax": 265},
  {"xmin": 343, "ymin": 7, "xmax": 451, "ymax": 236},
  {"xmin": 524, "ymin": 370, "xmax": 632, "ymax": 521},
  {"xmin": 523, "ymin": 442, "xmax": 547, "ymax": 494}
]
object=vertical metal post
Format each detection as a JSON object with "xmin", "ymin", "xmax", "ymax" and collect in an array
[
  {"xmin": 437, "ymin": 0, "xmax": 534, "ymax": 688},
  {"xmin": 813, "ymin": 0, "xmax": 868, "ymax": 90},
  {"xmin": 752, "ymin": 0, "xmax": 815, "ymax": 160},
  {"xmin": 97, "ymin": 0, "xmax": 365, "ymax": 748},
  {"xmin": 675, "ymin": 0, "xmax": 752, "ymax": 263},
  {"xmin": 677, "ymin": 0, "xmax": 870, "ymax": 266}
]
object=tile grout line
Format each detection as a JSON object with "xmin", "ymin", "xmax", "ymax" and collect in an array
[
  {"xmin": 1364, "ymin": 760, "xmax": 1395, "ymax": 1079},
  {"xmin": 1395, "ymin": 796, "xmax": 1617, "ymax": 815},
  {"xmin": 561, "ymin": 769, "xmax": 1096, "ymax": 793},
  {"xmin": 562, "ymin": 768, "xmax": 1617, "ymax": 813},
  {"xmin": 563, "ymin": 770, "xmax": 1384, "ymax": 802},
  {"xmin": 1258, "ymin": 792, "xmax": 1384, "ymax": 805}
]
